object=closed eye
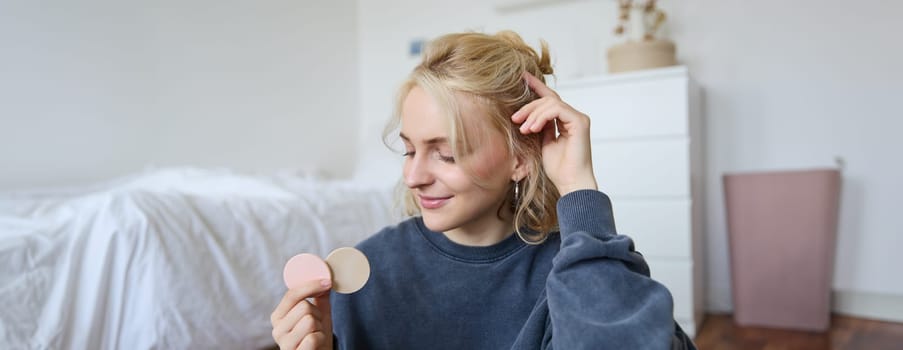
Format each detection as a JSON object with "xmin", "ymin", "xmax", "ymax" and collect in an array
[{"xmin": 435, "ymin": 151, "xmax": 455, "ymax": 163}]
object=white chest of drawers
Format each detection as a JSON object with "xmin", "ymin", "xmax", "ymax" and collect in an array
[{"xmin": 554, "ymin": 66, "xmax": 705, "ymax": 337}]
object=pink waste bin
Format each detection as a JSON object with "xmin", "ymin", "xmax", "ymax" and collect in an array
[{"xmin": 723, "ymin": 168, "xmax": 841, "ymax": 331}]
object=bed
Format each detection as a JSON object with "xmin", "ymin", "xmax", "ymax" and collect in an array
[{"xmin": 0, "ymin": 167, "xmax": 397, "ymax": 349}]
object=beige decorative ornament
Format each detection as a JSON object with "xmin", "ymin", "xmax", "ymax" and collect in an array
[
  {"xmin": 607, "ymin": 0, "xmax": 677, "ymax": 73},
  {"xmin": 608, "ymin": 39, "xmax": 676, "ymax": 73}
]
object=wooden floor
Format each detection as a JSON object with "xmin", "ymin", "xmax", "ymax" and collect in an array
[{"xmin": 694, "ymin": 314, "xmax": 903, "ymax": 350}]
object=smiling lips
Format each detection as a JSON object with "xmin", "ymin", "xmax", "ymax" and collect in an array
[{"xmin": 419, "ymin": 195, "xmax": 452, "ymax": 209}]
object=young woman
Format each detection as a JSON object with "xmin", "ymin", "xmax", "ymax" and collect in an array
[{"xmin": 270, "ymin": 31, "xmax": 696, "ymax": 350}]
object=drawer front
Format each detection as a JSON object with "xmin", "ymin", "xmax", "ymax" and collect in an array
[
  {"xmin": 592, "ymin": 138, "xmax": 690, "ymax": 197},
  {"xmin": 612, "ymin": 198, "xmax": 692, "ymax": 259},
  {"xmin": 556, "ymin": 76, "xmax": 688, "ymax": 140},
  {"xmin": 646, "ymin": 258, "xmax": 696, "ymax": 321}
]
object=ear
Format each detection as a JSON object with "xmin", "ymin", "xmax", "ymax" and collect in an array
[{"xmin": 510, "ymin": 152, "xmax": 531, "ymax": 182}]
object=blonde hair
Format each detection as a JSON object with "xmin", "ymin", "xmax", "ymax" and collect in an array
[{"xmin": 384, "ymin": 30, "xmax": 560, "ymax": 244}]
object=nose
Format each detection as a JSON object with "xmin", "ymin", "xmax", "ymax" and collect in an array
[{"xmin": 403, "ymin": 154, "xmax": 434, "ymax": 189}]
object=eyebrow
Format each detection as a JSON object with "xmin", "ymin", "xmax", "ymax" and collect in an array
[{"xmin": 398, "ymin": 132, "xmax": 448, "ymax": 145}]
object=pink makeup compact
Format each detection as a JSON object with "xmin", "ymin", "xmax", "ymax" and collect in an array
[
  {"xmin": 283, "ymin": 253, "xmax": 332, "ymax": 290},
  {"xmin": 283, "ymin": 247, "xmax": 370, "ymax": 294}
]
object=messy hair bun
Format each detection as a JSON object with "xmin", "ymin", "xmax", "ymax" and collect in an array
[{"xmin": 494, "ymin": 30, "xmax": 554, "ymax": 76}]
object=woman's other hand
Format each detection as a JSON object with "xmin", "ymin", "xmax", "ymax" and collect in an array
[
  {"xmin": 270, "ymin": 279, "xmax": 334, "ymax": 350},
  {"xmin": 512, "ymin": 72, "xmax": 598, "ymax": 196}
]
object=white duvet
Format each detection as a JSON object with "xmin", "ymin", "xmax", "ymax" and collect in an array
[{"xmin": 0, "ymin": 168, "xmax": 397, "ymax": 349}]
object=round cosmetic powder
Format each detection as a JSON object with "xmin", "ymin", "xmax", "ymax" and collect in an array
[{"xmin": 325, "ymin": 247, "xmax": 370, "ymax": 294}]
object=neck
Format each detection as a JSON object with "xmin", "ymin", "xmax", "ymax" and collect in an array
[{"xmin": 443, "ymin": 210, "xmax": 514, "ymax": 247}]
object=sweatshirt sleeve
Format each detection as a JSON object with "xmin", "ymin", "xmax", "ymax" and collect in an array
[{"xmin": 546, "ymin": 190, "xmax": 695, "ymax": 349}]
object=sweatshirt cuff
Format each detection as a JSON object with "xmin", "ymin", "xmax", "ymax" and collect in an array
[{"xmin": 556, "ymin": 190, "xmax": 617, "ymax": 237}]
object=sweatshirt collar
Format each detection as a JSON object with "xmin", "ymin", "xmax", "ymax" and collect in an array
[{"xmin": 414, "ymin": 217, "xmax": 527, "ymax": 264}]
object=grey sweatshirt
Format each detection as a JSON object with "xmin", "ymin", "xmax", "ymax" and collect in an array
[{"xmin": 331, "ymin": 190, "xmax": 696, "ymax": 349}]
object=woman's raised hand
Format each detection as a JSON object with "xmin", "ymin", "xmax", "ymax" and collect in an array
[
  {"xmin": 511, "ymin": 72, "xmax": 598, "ymax": 196},
  {"xmin": 270, "ymin": 279, "xmax": 334, "ymax": 350}
]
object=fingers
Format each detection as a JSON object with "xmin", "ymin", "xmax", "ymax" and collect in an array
[
  {"xmin": 291, "ymin": 314, "xmax": 323, "ymax": 340},
  {"xmin": 312, "ymin": 292, "xmax": 332, "ymax": 324},
  {"xmin": 517, "ymin": 101, "xmax": 561, "ymax": 135},
  {"xmin": 271, "ymin": 279, "xmax": 333, "ymax": 350},
  {"xmin": 272, "ymin": 304, "xmax": 333, "ymax": 350},
  {"xmin": 277, "ymin": 313, "xmax": 323, "ymax": 347},
  {"xmin": 523, "ymin": 72, "xmax": 559, "ymax": 99},
  {"xmin": 271, "ymin": 279, "xmax": 332, "ymax": 325},
  {"xmin": 511, "ymin": 98, "xmax": 541, "ymax": 126},
  {"xmin": 516, "ymin": 72, "xmax": 598, "ymax": 196},
  {"xmin": 542, "ymin": 119, "xmax": 558, "ymax": 146},
  {"xmin": 298, "ymin": 331, "xmax": 329, "ymax": 350},
  {"xmin": 272, "ymin": 298, "xmax": 328, "ymax": 349},
  {"xmin": 275, "ymin": 327, "xmax": 307, "ymax": 350},
  {"xmin": 274, "ymin": 299, "xmax": 323, "ymax": 335},
  {"xmin": 513, "ymin": 73, "xmax": 587, "ymax": 137},
  {"xmin": 512, "ymin": 97, "xmax": 553, "ymax": 133}
]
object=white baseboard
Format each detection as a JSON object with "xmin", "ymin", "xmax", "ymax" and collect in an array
[{"xmin": 833, "ymin": 290, "xmax": 903, "ymax": 323}]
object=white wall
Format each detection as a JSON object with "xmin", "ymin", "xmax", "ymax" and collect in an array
[
  {"xmin": 0, "ymin": 0, "xmax": 359, "ymax": 190},
  {"xmin": 664, "ymin": 0, "xmax": 903, "ymax": 313},
  {"xmin": 354, "ymin": 0, "xmax": 903, "ymax": 318}
]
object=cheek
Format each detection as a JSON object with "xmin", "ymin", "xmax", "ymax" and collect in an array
[
  {"xmin": 439, "ymin": 169, "xmax": 476, "ymax": 191},
  {"xmin": 469, "ymin": 163, "xmax": 495, "ymax": 180},
  {"xmin": 467, "ymin": 147, "xmax": 511, "ymax": 181}
]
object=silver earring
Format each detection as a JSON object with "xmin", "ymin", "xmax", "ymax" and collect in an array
[{"xmin": 513, "ymin": 180, "xmax": 521, "ymax": 207}]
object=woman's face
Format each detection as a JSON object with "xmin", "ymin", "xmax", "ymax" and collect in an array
[{"xmin": 400, "ymin": 86, "xmax": 518, "ymax": 238}]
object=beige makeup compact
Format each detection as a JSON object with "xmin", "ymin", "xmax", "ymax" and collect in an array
[{"xmin": 283, "ymin": 247, "xmax": 371, "ymax": 294}]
